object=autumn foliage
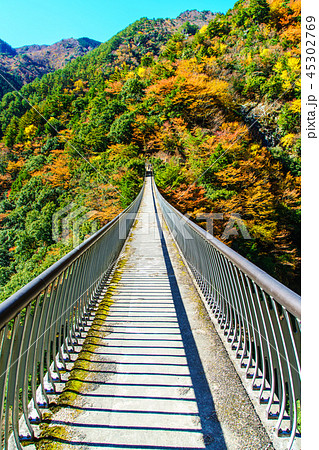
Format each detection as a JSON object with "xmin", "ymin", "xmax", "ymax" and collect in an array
[{"xmin": 0, "ymin": 1, "xmax": 301, "ymax": 300}]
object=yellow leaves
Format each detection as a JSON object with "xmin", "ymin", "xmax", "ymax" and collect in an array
[
  {"xmin": 244, "ymin": 183, "xmax": 275, "ymax": 225},
  {"xmin": 249, "ymin": 143, "xmax": 261, "ymax": 155},
  {"xmin": 280, "ymin": 133, "xmax": 295, "ymax": 148},
  {"xmin": 213, "ymin": 145, "xmax": 280, "ymax": 245},
  {"xmin": 274, "ymin": 59, "xmax": 282, "ymax": 72},
  {"xmin": 219, "ymin": 43, "xmax": 227, "ymax": 54},
  {"xmin": 259, "ymin": 48, "xmax": 269, "ymax": 58},
  {"xmin": 287, "ymin": 56, "xmax": 300, "ymax": 72},
  {"xmin": 259, "ymin": 48, "xmax": 271, "ymax": 59},
  {"xmin": 295, "ymin": 78, "xmax": 301, "ymax": 90},
  {"xmin": 281, "ymin": 172, "xmax": 300, "ymax": 209},
  {"xmin": 176, "ymin": 58, "xmax": 203, "ymax": 76},
  {"xmin": 24, "ymin": 124, "xmax": 37, "ymax": 138},
  {"xmin": 137, "ymin": 67, "xmax": 146, "ymax": 78},
  {"xmin": 174, "ymin": 74, "xmax": 231, "ymax": 112},
  {"xmin": 210, "ymin": 41, "xmax": 227, "ymax": 56},
  {"xmin": 269, "ymin": 0, "xmax": 281, "ymax": 13},
  {"xmin": 249, "ymin": 222, "xmax": 277, "ymax": 242},
  {"xmin": 201, "ymin": 56, "xmax": 218, "ymax": 76},
  {"xmin": 199, "ymin": 25, "xmax": 208, "ymax": 35},
  {"xmin": 274, "ymin": 56, "xmax": 300, "ymax": 91},
  {"xmin": 73, "ymin": 79, "xmax": 87, "ymax": 92},
  {"xmin": 109, "ymin": 66, "xmax": 123, "ymax": 82},
  {"xmin": 126, "ymin": 71, "xmax": 135, "ymax": 79},
  {"xmin": 281, "ymin": 70, "xmax": 291, "ymax": 90},
  {"xmin": 290, "ymin": 99, "xmax": 301, "ymax": 113}
]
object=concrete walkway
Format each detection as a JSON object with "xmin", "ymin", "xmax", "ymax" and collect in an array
[{"xmin": 37, "ymin": 177, "xmax": 273, "ymax": 449}]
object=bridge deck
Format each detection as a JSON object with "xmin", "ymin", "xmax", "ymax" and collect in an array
[{"xmin": 36, "ymin": 178, "xmax": 273, "ymax": 449}]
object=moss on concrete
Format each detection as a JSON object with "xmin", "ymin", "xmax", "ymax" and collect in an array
[
  {"xmin": 36, "ymin": 425, "xmax": 71, "ymax": 450},
  {"xmin": 36, "ymin": 259, "xmax": 127, "ymax": 448}
]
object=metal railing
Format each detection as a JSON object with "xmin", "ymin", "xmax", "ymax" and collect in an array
[
  {"xmin": 154, "ymin": 180, "xmax": 301, "ymax": 450},
  {"xmin": 0, "ymin": 185, "xmax": 144, "ymax": 449}
]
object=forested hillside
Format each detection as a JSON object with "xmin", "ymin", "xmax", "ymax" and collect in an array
[
  {"xmin": 0, "ymin": 38, "xmax": 101, "ymax": 99},
  {"xmin": 0, "ymin": 0, "xmax": 301, "ymax": 302}
]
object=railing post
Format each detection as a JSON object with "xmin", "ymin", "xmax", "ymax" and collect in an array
[
  {"xmin": 153, "ymin": 180, "xmax": 301, "ymax": 449},
  {"xmin": 0, "ymin": 183, "xmax": 144, "ymax": 446}
]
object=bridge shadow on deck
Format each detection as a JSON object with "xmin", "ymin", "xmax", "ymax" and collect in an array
[
  {"xmin": 151, "ymin": 182, "xmax": 227, "ymax": 450},
  {"xmin": 39, "ymin": 181, "xmax": 227, "ymax": 450}
]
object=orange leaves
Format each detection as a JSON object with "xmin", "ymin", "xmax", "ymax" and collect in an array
[
  {"xmin": 215, "ymin": 143, "xmax": 276, "ymax": 189},
  {"xmin": 57, "ymin": 128, "xmax": 74, "ymax": 145},
  {"xmin": 0, "ymin": 174, "xmax": 12, "ymax": 193},
  {"xmin": 173, "ymin": 70, "xmax": 231, "ymax": 115},
  {"xmin": 146, "ymin": 61, "xmax": 233, "ymax": 126},
  {"xmin": 212, "ymin": 144, "xmax": 279, "ymax": 238},
  {"xmin": 79, "ymin": 183, "xmax": 119, "ymax": 225},
  {"xmin": 47, "ymin": 151, "xmax": 70, "ymax": 188},
  {"xmin": 132, "ymin": 115, "xmax": 188, "ymax": 154},
  {"xmin": 175, "ymin": 75, "xmax": 230, "ymax": 108},
  {"xmin": 107, "ymin": 144, "xmax": 128, "ymax": 161},
  {"xmin": 146, "ymin": 76, "xmax": 178, "ymax": 99},
  {"xmin": 278, "ymin": 0, "xmax": 301, "ymax": 28},
  {"xmin": 33, "ymin": 149, "xmax": 71, "ymax": 188},
  {"xmin": 161, "ymin": 182, "xmax": 211, "ymax": 218},
  {"xmin": 269, "ymin": 0, "xmax": 301, "ymax": 41},
  {"xmin": 175, "ymin": 58, "xmax": 204, "ymax": 76},
  {"xmin": 131, "ymin": 114, "xmax": 160, "ymax": 149},
  {"xmin": 281, "ymin": 24, "xmax": 301, "ymax": 46},
  {"xmin": 147, "ymin": 118, "xmax": 188, "ymax": 155},
  {"xmin": 105, "ymin": 80, "xmax": 123, "ymax": 96},
  {"xmin": 6, "ymin": 159, "xmax": 25, "ymax": 176},
  {"xmin": 280, "ymin": 172, "xmax": 301, "ymax": 211},
  {"xmin": 214, "ymin": 121, "xmax": 250, "ymax": 154},
  {"xmin": 0, "ymin": 212, "xmax": 10, "ymax": 225}
]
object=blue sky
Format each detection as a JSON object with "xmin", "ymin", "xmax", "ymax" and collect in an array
[{"xmin": 1, "ymin": 0, "xmax": 236, "ymax": 48}]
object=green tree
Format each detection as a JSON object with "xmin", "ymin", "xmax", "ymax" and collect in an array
[{"xmin": 108, "ymin": 112, "xmax": 135, "ymax": 144}]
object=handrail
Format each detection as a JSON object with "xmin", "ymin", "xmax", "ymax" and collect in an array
[
  {"xmin": 154, "ymin": 179, "xmax": 301, "ymax": 450},
  {"xmin": 156, "ymin": 191, "xmax": 301, "ymax": 319},
  {"xmin": 0, "ymin": 183, "xmax": 144, "ymax": 449},
  {"xmin": 0, "ymin": 197, "xmax": 139, "ymax": 329}
]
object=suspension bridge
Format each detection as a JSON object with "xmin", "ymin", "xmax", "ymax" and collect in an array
[{"xmin": 0, "ymin": 173, "xmax": 301, "ymax": 450}]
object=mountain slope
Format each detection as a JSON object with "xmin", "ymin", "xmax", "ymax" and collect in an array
[
  {"xmin": 0, "ymin": 2, "xmax": 300, "ymax": 301},
  {"xmin": 0, "ymin": 37, "xmax": 101, "ymax": 98},
  {"xmin": 0, "ymin": 10, "xmax": 214, "ymax": 100}
]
